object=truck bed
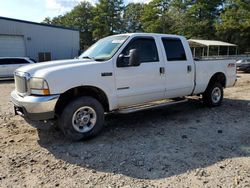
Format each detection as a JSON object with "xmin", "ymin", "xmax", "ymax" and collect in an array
[{"xmin": 193, "ymin": 59, "xmax": 237, "ymax": 94}]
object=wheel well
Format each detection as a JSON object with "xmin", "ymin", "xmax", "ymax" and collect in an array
[
  {"xmin": 55, "ymin": 86, "xmax": 109, "ymax": 116},
  {"xmin": 207, "ymin": 72, "xmax": 226, "ymax": 88}
]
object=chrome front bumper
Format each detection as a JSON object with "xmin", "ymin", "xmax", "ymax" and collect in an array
[{"xmin": 10, "ymin": 90, "xmax": 60, "ymax": 120}]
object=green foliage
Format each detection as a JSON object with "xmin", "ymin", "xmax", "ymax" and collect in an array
[
  {"xmin": 216, "ymin": 0, "xmax": 250, "ymax": 52},
  {"xmin": 123, "ymin": 3, "xmax": 144, "ymax": 33},
  {"xmin": 42, "ymin": 0, "xmax": 250, "ymax": 53},
  {"xmin": 183, "ymin": 0, "xmax": 224, "ymax": 39},
  {"xmin": 43, "ymin": 1, "xmax": 94, "ymax": 49},
  {"xmin": 92, "ymin": 0, "xmax": 124, "ymax": 40},
  {"xmin": 167, "ymin": 0, "xmax": 188, "ymax": 35},
  {"xmin": 140, "ymin": 0, "xmax": 171, "ymax": 33}
]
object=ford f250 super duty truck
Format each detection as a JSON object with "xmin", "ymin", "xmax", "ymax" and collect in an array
[{"xmin": 11, "ymin": 33, "xmax": 237, "ymax": 140}]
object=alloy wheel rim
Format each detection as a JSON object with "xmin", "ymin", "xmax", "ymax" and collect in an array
[
  {"xmin": 211, "ymin": 87, "xmax": 221, "ymax": 103},
  {"xmin": 72, "ymin": 106, "xmax": 97, "ymax": 133}
]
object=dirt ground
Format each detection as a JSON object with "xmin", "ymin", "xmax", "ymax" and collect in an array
[{"xmin": 0, "ymin": 73, "xmax": 250, "ymax": 188}]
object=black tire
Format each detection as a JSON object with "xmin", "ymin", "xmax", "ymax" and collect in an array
[
  {"xmin": 202, "ymin": 82, "xmax": 223, "ymax": 107},
  {"xmin": 58, "ymin": 96, "xmax": 104, "ymax": 141}
]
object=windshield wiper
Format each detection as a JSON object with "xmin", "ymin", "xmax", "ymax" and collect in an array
[
  {"xmin": 81, "ymin": 56, "xmax": 93, "ymax": 60},
  {"xmin": 81, "ymin": 56, "xmax": 107, "ymax": 61},
  {"xmin": 94, "ymin": 58, "xmax": 108, "ymax": 61}
]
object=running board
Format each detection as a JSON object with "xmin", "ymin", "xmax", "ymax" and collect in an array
[{"xmin": 116, "ymin": 99, "xmax": 188, "ymax": 114}]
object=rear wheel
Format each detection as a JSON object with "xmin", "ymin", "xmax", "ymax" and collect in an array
[
  {"xmin": 58, "ymin": 96, "xmax": 104, "ymax": 141},
  {"xmin": 202, "ymin": 82, "xmax": 223, "ymax": 107}
]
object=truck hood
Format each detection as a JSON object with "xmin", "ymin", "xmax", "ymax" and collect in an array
[
  {"xmin": 16, "ymin": 58, "xmax": 114, "ymax": 95},
  {"xmin": 16, "ymin": 59, "xmax": 100, "ymax": 77}
]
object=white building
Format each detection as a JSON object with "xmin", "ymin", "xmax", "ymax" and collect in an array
[{"xmin": 0, "ymin": 16, "xmax": 80, "ymax": 62}]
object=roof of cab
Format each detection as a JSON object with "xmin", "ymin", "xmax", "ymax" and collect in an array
[{"xmin": 114, "ymin": 33, "xmax": 184, "ymax": 38}]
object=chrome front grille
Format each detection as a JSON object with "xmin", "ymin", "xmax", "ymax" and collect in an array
[{"xmin": 15, "ymin": 74, "xmax": 27, "ymax": 94}]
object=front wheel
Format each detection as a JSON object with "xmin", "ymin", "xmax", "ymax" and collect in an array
[
  {"xmin": 202, "ymin": 82, "xmax": 223, "ymax": 107},
  {"xmin": 58, "ymin": 96, "xmax": 104, "ymax": 141}
]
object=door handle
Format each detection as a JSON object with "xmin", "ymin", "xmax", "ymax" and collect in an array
[
  {"xmin": 187, "ymin": 65, "xmax": 192, "ymax": 73},
  {"xmin": 160, "ymin": 67, "xmax": 165, "ymax": 75}
]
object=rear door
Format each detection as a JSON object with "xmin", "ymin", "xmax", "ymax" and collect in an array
[
  {"xmin": 115, "ymin": 37, "xmax": 166, "ymax": 107},
  {"xmin": 161, "ymin": 37, "xmax": 195, "ymax": 98}
]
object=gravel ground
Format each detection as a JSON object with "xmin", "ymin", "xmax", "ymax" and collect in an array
[{"xmin": 0, "ymin": 73, "xmax": 250, "ymax": 188}]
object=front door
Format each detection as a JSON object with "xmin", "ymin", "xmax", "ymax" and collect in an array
[{"xmin": 115, "ymin": 37, "xmax": 166, "ymax": 108}]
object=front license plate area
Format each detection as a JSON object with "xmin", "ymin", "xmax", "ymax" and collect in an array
[{"xmin": 14, "ymin": 106, "xmax": 24, "ymax": 116}]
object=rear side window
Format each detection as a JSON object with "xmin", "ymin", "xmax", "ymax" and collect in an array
[
  {"xmin": 0, "ymin": 58, "xmax": 29, "ymax": 65},
  {"xmin": 162, "ymin": 38, "xmax": 187, "ymax": 61},
  {"xmin": 123, "ymin": 38, "xmax": 159, "ymax": 63},
  {"xmin": 12, "ymin": 59, "xmax": 29, "ymax": 64},
  {"xmin": 0, "ymin": 59, "xmax": 8, "ymax": 65}
]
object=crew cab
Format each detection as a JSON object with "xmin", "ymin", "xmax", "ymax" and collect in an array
[{"xmin": 10, "ymin": 33, "xmax": 237, "ymax": 140}]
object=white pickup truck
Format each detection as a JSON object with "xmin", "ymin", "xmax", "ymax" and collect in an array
[{"xmin": 11, "ymin": 33, "xmax": 237, "ymax": 140}]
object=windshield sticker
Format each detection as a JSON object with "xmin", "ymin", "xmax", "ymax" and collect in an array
[{"xmin": 112, "ymin": 40, "xmax": 125, "ymax": 44}]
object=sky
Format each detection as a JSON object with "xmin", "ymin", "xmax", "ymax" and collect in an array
[{"xmin": 0, "ymin": 0, "xmax": 150, "ymax": 23}]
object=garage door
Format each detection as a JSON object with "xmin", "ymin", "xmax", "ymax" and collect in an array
[{"xmin": 0, "ymin": 35, "xmax": 26, "ymax": 57}]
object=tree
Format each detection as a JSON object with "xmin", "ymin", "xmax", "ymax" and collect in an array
[
  {"xmin": 42, "ymin": 0, "xmax": 250, "ymax": 53},
  {"xmin": 182, "ymin": 0, "xmax": 224, "ymax": 39},
  {"xmin": 166, "ymin": 0, "xmax": 189, "ymax": 35},
  {"xmin": 43, "ymin": 17, "xmax": 52, "ymax": 24},
  {"xmin": 92, "ymin": 0, "xmax": 124, "ymax": 40},
  {"xmin": 216, "ymin": 0, "xmax": 250, "ymax": 53},
  {"xmin": 140, "ymin": 0, "xmax": 171, "ymax": 33},
  {"xmin": 69, "ymin": 2, "xmax": 94, "ymax": 48},
  {"xmin": 140, "ymin": 1, "xmax": 161, "ymax": 33},
  {"xmin": 123, "ymin": 3, "xmax": 144, "ymax": 33},
  {"xmin": 42, "ymin": 1, "xmax": 94, "ymax": 49}
]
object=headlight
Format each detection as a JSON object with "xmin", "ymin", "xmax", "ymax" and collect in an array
[{"xmin": 29, "ymin": 78, "xmax": 50, "ymax": 95}]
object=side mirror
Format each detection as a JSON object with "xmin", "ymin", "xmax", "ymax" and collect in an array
[
  {"xmin": 129, "ymin": 49, "xmax": 140, "ymax": 67},
  {"xmin": 117, "ymin": 49, "xmax": 140, "ymax": 67},
  {"xmin": 117, "ymin": 54, "xmax": 126, "ymax": 67}
]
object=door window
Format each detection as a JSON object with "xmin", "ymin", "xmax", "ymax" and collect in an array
[
  {"xmin": 0, "ymin": 59, "xmax": 7, "ymax": 65},
  {"xmin": 12, "ymin": 59, "xmax": 29, "ymax": 64},
  {"xmin": 0, "ymin": 58, "xmax": 28, "ymax": 65},
  {"xmin": 162, "ymin": 38, "xmax": 187, "ymax": 61},
  {"xmin": 122, "ymin": 38, "xmax": 159, "ymax": 63}
]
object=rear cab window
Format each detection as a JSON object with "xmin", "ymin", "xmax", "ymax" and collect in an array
[{"xmin": 162, "ymin": 38, "xmax": 187, "ymax": 61}]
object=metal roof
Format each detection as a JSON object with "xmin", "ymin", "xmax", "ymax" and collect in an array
[
  {"xmin": 0, "ymin": 16, "xmax": 79, "ymax": 31},
  {"xmin": 188, "ymin": 39, "xmax": 237, "ymax": 47}
]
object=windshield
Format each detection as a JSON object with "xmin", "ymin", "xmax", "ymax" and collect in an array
[{"xmin": 79, "ymin": 35, "xmax": 129, "ymax": 61}]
